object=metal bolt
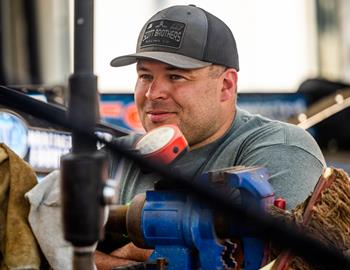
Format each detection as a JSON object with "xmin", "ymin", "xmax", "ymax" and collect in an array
[
  {"xmin": 103, "ymin": 185, "xmax": 116, "ymax": 205},
  {"xmin": 156, "ymin": 258, "xmax": 168, "ymax": 270}
]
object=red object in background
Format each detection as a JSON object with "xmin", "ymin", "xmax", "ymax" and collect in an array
[
  {"xmin": 134, "ymin": 124, "xmax": 188, "ymax": 164},
  {"xmin": 100, "ymin": 102, "xmax": 122, "ymax": 117},
  {"xmin": 124, "ymin": 103, "xmax": 144, "ymax": 132},
  {"xmin": 274, "ymin": 197, "xmax": 286, "ymax": 210}
]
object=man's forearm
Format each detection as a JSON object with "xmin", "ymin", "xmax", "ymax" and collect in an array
[
  {"xmin": 110, "ymin": 242, "xmax": 153, "ymax": 262},
  {"xmin": 94, "ymin": 250, "xmax": 135, "ymax": 270}
]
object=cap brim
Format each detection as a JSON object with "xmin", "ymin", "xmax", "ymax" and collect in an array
[{"xmin": 110, "ymin": 51, "xmax": 212, "ymax": 69}]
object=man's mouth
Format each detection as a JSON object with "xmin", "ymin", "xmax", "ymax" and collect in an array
[{"xmin": 146, "ymin": 111, "xmax": 175, "ymax": 123}]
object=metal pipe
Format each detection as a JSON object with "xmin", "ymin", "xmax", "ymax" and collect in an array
[
  {"xmin": 69, "ymin": 0, "xmax": 97, "ymax": 153},
  {"xmin": 61, "ymin": 1, "xmax": 106, "ymax": 270}
]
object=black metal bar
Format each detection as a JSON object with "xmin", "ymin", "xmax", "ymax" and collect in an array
[
  {"xmin": 22, "ymin": 0, "xmax": 41, "ymax": 84},
  {"xmin": 69, "ymin": 0, "xmax": 97, "ymax": 153},
  {"xmin": 74, "ymin": 0, "xmax": 94, "ymax": 73},
  {"xmin": 61, "ymin": 1, "xmax": 106, "ymax": 269},
  {"xmin": 0, "ymin": 85, "xmax": 128, "ymax": 136},
  {"xmin": 0, "ymin": 86, "xmax": 67, "ymax": 126}
]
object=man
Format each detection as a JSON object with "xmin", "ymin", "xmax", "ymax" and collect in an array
[{"xmin": 95, "ymin": 4, "xmax": 325, "ymax": 269}]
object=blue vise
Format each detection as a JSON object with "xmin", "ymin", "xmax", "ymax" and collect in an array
[{"xmin": 125, "ymin": 166, "xmax": 275, "ymax": 270}]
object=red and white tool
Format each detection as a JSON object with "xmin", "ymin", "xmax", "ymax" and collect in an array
[{"xmin": 134, "ymin": 124, "xmax": 188, "ymax": 164}]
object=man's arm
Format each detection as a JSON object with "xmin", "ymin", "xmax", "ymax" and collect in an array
[
  {"xmin": 241, "ymin": 144, "xmax": 324, "ymax": 209},
  {"xmin": 109, "ymin": 242, "xmax": 153, "ymax": 261},
  {"xmin": 94, "ymin": 250, "xmax": 135, "ymax": 270},
  {"xmin": 95, "ymin": 243, "xmax": 153, "ymax": 270}
]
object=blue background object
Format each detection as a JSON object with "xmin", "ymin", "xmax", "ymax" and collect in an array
[{"xmin": 0, "ymin": 111, "xmax": 28, "ymax": 158}]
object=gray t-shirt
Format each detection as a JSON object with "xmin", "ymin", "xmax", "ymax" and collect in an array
[{"xmin": 110, "ymin": 108, "xmax": 325, "ymax": 209}]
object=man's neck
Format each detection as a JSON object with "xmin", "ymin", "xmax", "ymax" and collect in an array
[{"xmin": 189, "ymin": 109, "xmax": 236, "ymax": 151}]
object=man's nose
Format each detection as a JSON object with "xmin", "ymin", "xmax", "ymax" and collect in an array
[{"xmin": 145, "ymin": 78, "xmax": 169, "ymax": 100}]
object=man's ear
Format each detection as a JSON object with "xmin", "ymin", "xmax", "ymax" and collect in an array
[{"xmin": 220, "ymin": 68, "xmax": 238, "ymax": 102}]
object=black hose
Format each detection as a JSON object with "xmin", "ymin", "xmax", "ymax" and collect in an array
[{"xmin": 0, "ymin": 85, "xmax": 128, "ymax": 136}]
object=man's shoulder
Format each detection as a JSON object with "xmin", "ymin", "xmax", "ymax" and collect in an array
[
  {"xmin": 235, "ymin": 108, "xmax": 316, "ymax": 145},
  {"xmin": 226, "ymin": 109, "xmax": 325, "ymax": 164},
  {"xmin": 233, "ymin": 108, "xmax": 285, "ymax": 136}
]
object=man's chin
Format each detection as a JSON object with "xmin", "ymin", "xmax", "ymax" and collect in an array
[{"xmin": 144, "ymin": 121, "xmax": 178, "ymax": 131}]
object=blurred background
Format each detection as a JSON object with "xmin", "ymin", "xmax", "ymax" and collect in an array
[{"xmin": 0, "ymin": 0, "xmax": 349, "ymax": 178}]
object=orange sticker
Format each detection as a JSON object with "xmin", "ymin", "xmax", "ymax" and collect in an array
[{"xmin": 100, "ymin": 102, "xmax": 123, "ymax": 118}]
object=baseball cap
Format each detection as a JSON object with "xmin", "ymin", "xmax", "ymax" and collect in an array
[{"xmin": 110, "ymin": 5, "xmax": 239, "ymax": 70}]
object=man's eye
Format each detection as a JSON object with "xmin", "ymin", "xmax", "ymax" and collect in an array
[
  {"xmin": 169, "ymin": 74, "xmax": 184, "ymax": 80},
  {"xmin": 139, "ymin": 74, "xmax": 153, "ymax": 81}
]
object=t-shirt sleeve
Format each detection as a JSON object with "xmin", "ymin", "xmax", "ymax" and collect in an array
[
  {"xmin": 240, "ymin": 143, "xmax": 324, "ymax": 209},
  {"xmin": 237, "ymin": 123, "xmax": 325, "ymax": 209}
]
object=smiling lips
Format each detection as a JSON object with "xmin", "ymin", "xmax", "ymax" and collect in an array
[{"xmin": 147, "ymin": 111, "xmax": 176, "ymax": 123}]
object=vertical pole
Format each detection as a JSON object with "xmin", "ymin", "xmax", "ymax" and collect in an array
[
  {"xmin": 70, "ymin": 0, "xmax": 97, "ymax": 153},
  {"xmin": 61, "ymin": 1, "xmax": 106, "ymax": 269}
]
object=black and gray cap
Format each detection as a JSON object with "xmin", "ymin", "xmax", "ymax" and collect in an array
[{"xmin": 110, "ymin": 5, "xmax": 239, "ymax": 70}]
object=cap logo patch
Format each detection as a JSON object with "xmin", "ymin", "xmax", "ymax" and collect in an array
[{"xmin": 140, "ymin": 19, "xmax": 185, "ymax": 49}]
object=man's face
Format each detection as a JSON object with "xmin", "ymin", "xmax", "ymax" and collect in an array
[{"xmin": 135, "ymin": 60, "xmax": 236, "ymax": 149}]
